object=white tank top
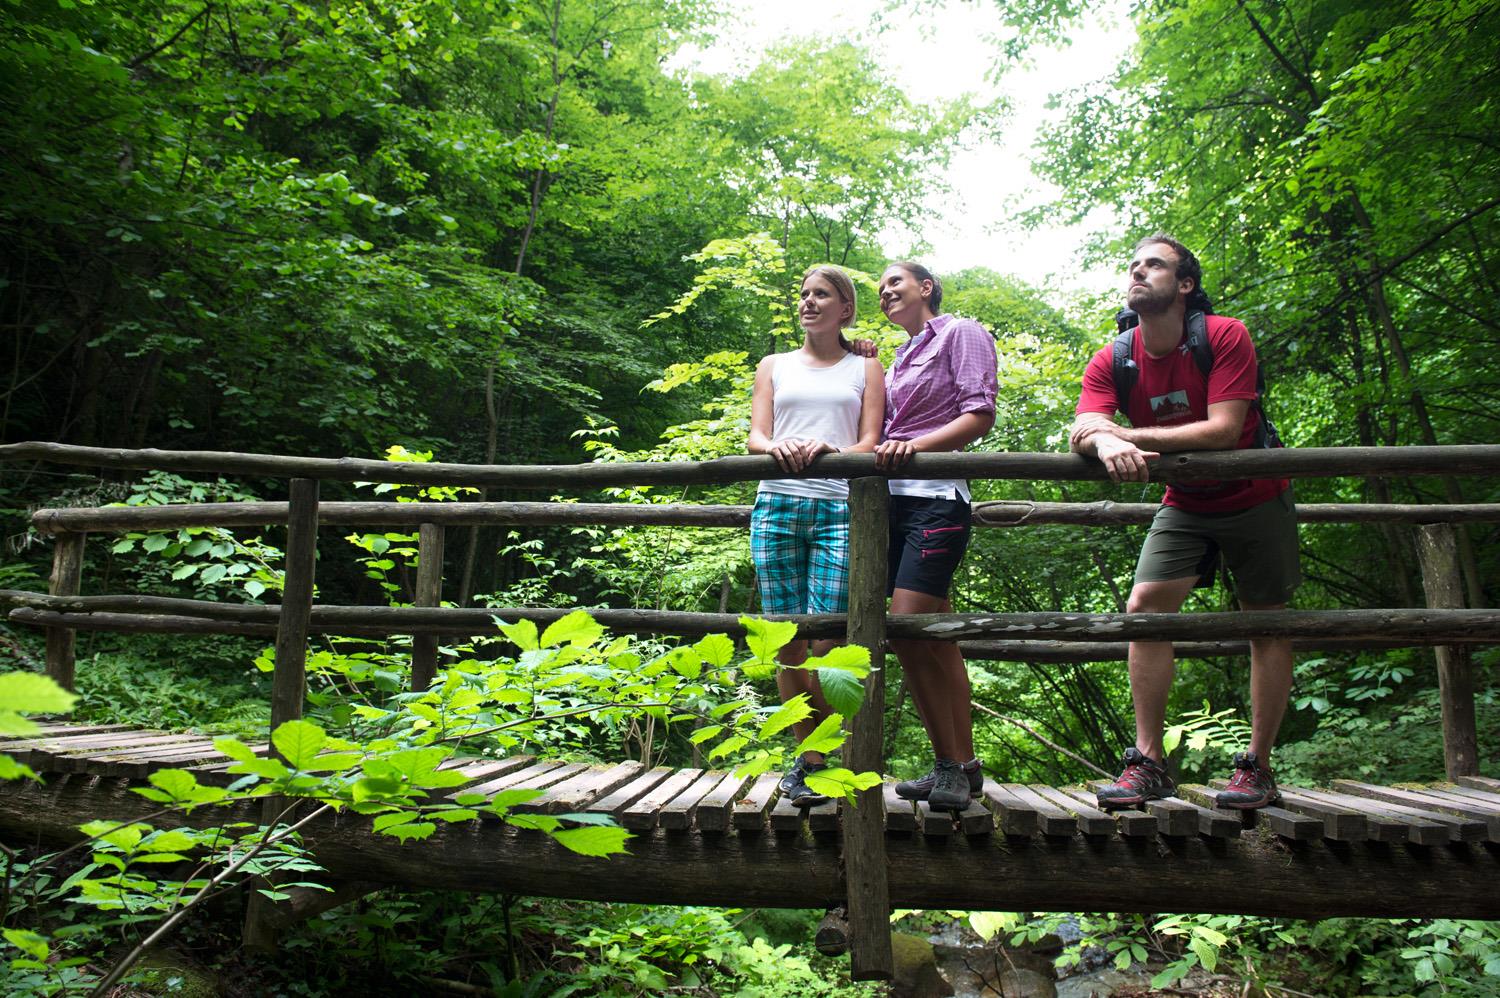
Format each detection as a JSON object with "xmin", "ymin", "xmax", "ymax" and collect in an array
[{"xmin": 759, "ymin": 350, "xmax": 866, "ymax": 501}]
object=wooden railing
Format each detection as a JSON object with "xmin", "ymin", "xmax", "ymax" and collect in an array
[{"xmin": 4, "ymin": 440, "xmax": 1500, "ymax": 979}]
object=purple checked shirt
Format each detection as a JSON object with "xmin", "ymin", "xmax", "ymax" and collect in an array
[{"xmin": 884, "ymin": 314, "xmax": 998, "ymax": 500}]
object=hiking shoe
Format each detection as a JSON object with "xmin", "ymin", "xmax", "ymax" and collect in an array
[
  {"xmin": 778, "ymin": 757, "xmax": 830, "ymax": 807},
  {"xmin": 1095, "ymin": 747, "xmax": 1174, "ymax": 810},
  {"xmin": 927, "ymin": 759, "xmax": 972, "ymax": 810},
  {"xmin": 895, "ymin": 758, "xmax": 983, "ymax": 802},
  {"xmin": 1215, "ymin": 752, "xmax": 1280, "ymax": 810}
]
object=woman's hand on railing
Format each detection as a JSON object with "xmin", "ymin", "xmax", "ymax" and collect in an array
[
  {"xmin": 769, "ymin": 438, "xmax": 835, "ymax": 473},
  {"xmin": 874, "ymin": 438, "xmax": 918, "ymax": 471}
]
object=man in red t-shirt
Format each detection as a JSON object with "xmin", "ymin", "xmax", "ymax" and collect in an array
[{"xmin": 1070, "ymin": 234, "xmax": 1300, "ymax": 811}]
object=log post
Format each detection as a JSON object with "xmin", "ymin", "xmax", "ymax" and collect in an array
[
  {"xmin": 1415, "ymin": 524, "xmax": 1479, "ymax": 777},
  {"xmin": 45, "ymin": 532, "xmax": 85, "ymax": 691},
  {"xmin": 245, "ymin": 477, "xmax": 319, "ymax": 953},
  {"xmin": 842, "ymin": 477, "xmax": 891, "ymax": 981},
  {"xmin": 268, "ymin": 478, "xmax": 320, "ymax": 735},
  {"xmin": 411, "ymin": 522, "xmax": 444, "ymax": 691}
]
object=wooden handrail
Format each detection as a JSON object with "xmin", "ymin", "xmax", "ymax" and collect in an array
[
  {"xmin": 27, "ymin": 498, "xmax": 1500, "ymax": 534},
  {"xmin": 8, "ymin": 440, "xmax": 1500, "ymax": 489}
]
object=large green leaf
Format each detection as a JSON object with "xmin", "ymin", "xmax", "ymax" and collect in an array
[
  {"xmin": 272, "ymin": 719, "xmax": 327, "ymax": 769},
  {"xmin": 741, "ymin": 617, "xmax": 798, "ymax": 662},
  {"xmin": 552, "ymin": 825, "xmax": 630, "ymax": 857},
  {"xmin": 816, "ymin": 668, "xmax": 864, "ymax": 718},
  {"xmin": 793, "ymin": 713, "xmax": 845, "ymax": 756},
  {"xmin": 540, "ymin": 610, "xmax": 604, "ymax": 648},
  {"xmin": 804, "ymin": 645, "xmax": 871, "ymax": 679},
  {"xmin": 0, "ymin": 672, "xmax": 78, "ymax": 724},
  {"xmin": 758, "ymin": 695, "xmax": 811, "ymax": 740}
]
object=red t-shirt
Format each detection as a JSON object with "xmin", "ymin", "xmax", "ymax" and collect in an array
[{"xmin": 1075, "ymin": 314, "xmax": 1288, "ymax": 513}]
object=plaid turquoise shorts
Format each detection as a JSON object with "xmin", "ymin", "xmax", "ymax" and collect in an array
[{"xmin": 750, "ymin": 492, "xmax": 851, "ymax": 615}]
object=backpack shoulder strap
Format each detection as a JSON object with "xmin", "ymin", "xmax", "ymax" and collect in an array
[
  {"xmin": 1184, "ymin": 310, "xmax": 1213, "ymax": 379},
  {"xmin": 1110, "ymin": 326, "xmax": 1137, "ymax": 417}
]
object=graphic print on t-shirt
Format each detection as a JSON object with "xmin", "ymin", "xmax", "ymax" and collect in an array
[{"xmin": 1149, "ymin": 389, "xmax": 1192, "ymax": 423}]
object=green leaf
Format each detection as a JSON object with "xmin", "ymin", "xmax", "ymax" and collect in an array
[
  {"xmin": 495, "ymin": 618, "xmax": 539, "ymax": 651},
  {"xmin": 758, "ymin": 695, "xmax": 811, "ymax": 740},
  {"xmin": 142, "ymin": 533, "xmax": 169, "ymax": 553},
  {"xmin": 688, "ymin": 725, "xmax": 723, "ymax": 745},
  {"xmin": 272, "ymin": 719, "xmax": 326, "ymax": 769},
  {"xmin": 793, "ymin": 713, "xmax": 845, "ymax": 756},
  {"xmin": 816, "ymin": 668, "xmax": 864, "ymax": 718},
  {"xmin": 693, "ymin": 633, "xmax": 735, "ymax": 668},
  {"xmin": 0, "ymin": 754, "xmax": 38, "ymax": 781},
  {"xmin": 0, "ymin": 671, "xmax": 79, "ymax": 717},
  {"xmin": 741, "ymin": 617, "xmax": 798, "ymax": 662},
  {"xmin": 212, "ymin": 736, "xmax": 259, "ymax": 763},
  {"xmin": 707, "ymin": 735, "xmax": 749, "ymax": 760},
  {"xmin": 385, "ymin": 821, "xmax": 436, "ymax": 843},
  {"xmin": 804, "ymin": 644, "xmax": 871, "ymax": 678},
  {"xmin": 539, "ymin": 610, "xmax": 604, "ymax": 648},
  {"xmin": 665, "ymin": 646, "xmax": 702, "ymax": 680},
  {"xmin": 805, "ymin": 767, "xmax": 881, "ymax": 803},
  {"xmin": 551, "ymin": 825, "xmax": 630, "ymax": 857}
]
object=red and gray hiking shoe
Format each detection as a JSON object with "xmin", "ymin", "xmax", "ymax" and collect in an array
[
  {"xmin": 1214, "ymin": 752, "xmax": 1280, "ymax": 810},
  {"xmin": 1095, "ymin": 747, "xmax": 1174, "ymax": 810}
]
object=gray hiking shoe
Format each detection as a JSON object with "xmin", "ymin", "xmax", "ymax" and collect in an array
[
  {"xmin": 895, "ymin": 757, "xmax": 983, "ymax": 802},
  {"xmin": 927, "ymin": 759, "xmax": 972, "ymax": 810}
]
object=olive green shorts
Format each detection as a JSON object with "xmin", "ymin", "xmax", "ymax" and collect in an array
[{"xmin": 1135, "ymin": 489, "xmax": 1301, "ymax": 605}]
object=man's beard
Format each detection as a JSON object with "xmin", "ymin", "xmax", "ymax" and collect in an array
[{"xmin": 1128, "ymin": 283, "xmax": 1177, "ymax": 315}]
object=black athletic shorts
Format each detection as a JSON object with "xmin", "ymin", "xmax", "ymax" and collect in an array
[{"xmin": 887, "ymin": 495, "xmax": 972, "ymax": 599}]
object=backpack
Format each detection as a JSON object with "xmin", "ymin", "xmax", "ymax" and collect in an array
[{"xmin": 1110, "ymin": 308, "xmax": 1281, "ymax": 449}]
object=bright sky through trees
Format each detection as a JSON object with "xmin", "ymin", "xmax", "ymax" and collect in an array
[{"xmin": 671, "ymin": 0, "xmax": 1132, "ymax": 297}]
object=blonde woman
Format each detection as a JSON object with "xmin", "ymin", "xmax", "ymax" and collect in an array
[{"xmin": 747, "ymin": 266, "xmax": 884, "ymax": 804}]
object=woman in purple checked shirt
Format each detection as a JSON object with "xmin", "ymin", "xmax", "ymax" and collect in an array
[{"xmin": 872, "ymin": 261, "xmax": 998, "ymax": 811}]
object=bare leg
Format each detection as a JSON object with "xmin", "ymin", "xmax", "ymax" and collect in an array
[
  {"xmin": 1240, "ymin": 601, "xmax": 1292, "ymax": 761},
  {"xmin": 889, "ymin": 588, "xmax": 973, "ymax": 762},
  {"xmin": 1124, "ymin": 577, "xmax": 1198, "ymax": 761},
  {"xmin": 776, "ymin": 638, "xmax": 837, "ymax": 765}
]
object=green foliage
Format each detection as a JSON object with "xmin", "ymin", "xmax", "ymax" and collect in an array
[{"xmin": 0, "ymin": 671, "xmax": 76, "ymax": 783}]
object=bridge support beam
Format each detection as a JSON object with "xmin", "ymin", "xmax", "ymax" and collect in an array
[
  {"xmin": 1416, "ymin": 524, "xmax": 1479, "ymax": 778},
  {"xmin": 45, "ymin": 532, "xmax": 85, "ymax": 691},
  {"xmin": 411, "ymin": 521, "xmax": 444, "ymax": 691},
  {"xmin": 244, "ymin": 478, "xmax": 320, "ymax": 953},
  {"xmin": 843, "ymin": 477, "xmax": 892, "ymax": 981}
]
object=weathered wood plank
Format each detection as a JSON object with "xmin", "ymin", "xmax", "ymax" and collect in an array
[
  {"xmin": 957, "ymin": 798, "xmax": 994, "ymax": 837},
  {"xmin": 1455, "ymin": 775, "xmax": 1500, "ymax": 793},
  {"xmin": 659, "ymin": 770, "xmax": 724, "ymax": 830},
  {"xmin": 585, "ymin": 766, "xmax": 675, "ymax": 819},
  {"xmin": 1030, "ymin": 785, "xmax": 1114, "ymax": 836},
  {"xmin": 517, "ymin": 761, "xmax": 645, "ymax": 815},
  {"xmin": 1283, "ymin": 787, "xmax": 1447, "ymax": 844},
  {"xmin": 1177, "ymin": 785, "xmax": 1320, "ymax": 841},
  {"xmin": 807, "ymin": 799, "xmax": 840, "ymax": 833},
  {"xmin": 1145, "ymin": 798, "xmax": 1199, "ymax": 837},
  {"xmin": 1247, "ymin": 786, "xmax": 1368, "ymax": 841},
  {"xmin": 1006, "ymin": 785, "xmax": 1076, "ymax": 837},
  {"xmin": 731, "ymin": 773, "xmax": 780, "ymax": 832},
  {"xmin": 1326, "ymin": 783, "xmax": 1488, "ymax": 842},
  {"xmin": 464, "ymin": 761, "xmax": 567, "ymax": 801},
  {"xmin": 1055, "ymin": 787, "xmax": 1154, "ymax": 838},
  {"xmin": 1160, "ymin": 787, "xmax": 1241, "ymax": 838},
  {"xmin": 622, "ymin": 769, "xmax": 702, "ymax": 831},
  {"xmin": 694, "ymin": 773, "xmax": 750, "ymax": 833},
  {"xmin": 770, "ymin": 792, "xmax": 809, "ymax": 833},
  {"xmin": 918, "ymin": 800, "xmax": 955, "ymax": 836},
  {"xmin": 882, "ymin": 783, "xmax": 917, "ymax": 834},
  {"xmin": 981, "ymin": 781, "xmax": 1040, "ymax": 837}
]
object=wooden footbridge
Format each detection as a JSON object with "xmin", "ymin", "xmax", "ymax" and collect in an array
[{"xmin": 1, "ymin": 441, "xmax": 1498, "ymax": 980}]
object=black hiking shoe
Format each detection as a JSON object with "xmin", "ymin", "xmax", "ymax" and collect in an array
[
  {"xmin": 1214, "ymin": 752, "xmax": 1280, "ymax": 810},
  {"xmin": 927, "ymin": 759, "xmax": 972, "ymax": 810},
  {"xmin": 1096, "ymin": 747, "xmax": 1174, "ymax": 810},
  {"xmin": 778, "ymin": 757, "xmax": 830, "ymax": 807},
  {"xmin": 895, "ymin": 758, "xmax": 983, "ymax": 802}
]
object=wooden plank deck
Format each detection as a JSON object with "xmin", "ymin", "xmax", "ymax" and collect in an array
[{"xmin": 4, "ymin": 724, "xmax": 1498, "ymax": 920}]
